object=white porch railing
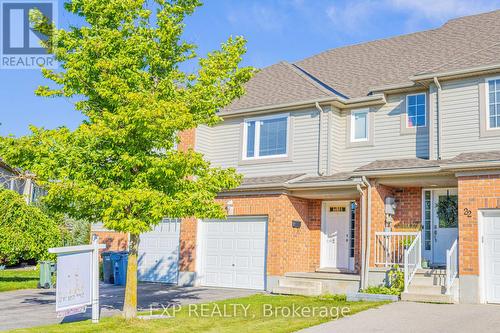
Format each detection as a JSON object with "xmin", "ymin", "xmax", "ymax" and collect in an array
[
  {"xmin": 404, "ymin": 234, "xmax": 422, "ymax": 292},
  {"xmin": 445, "ymin": 238, "xmax": 458, "ymax": 295},
  {"xmin": 374, "ymin": 232, "xmax": 419, "ymax": 267}
]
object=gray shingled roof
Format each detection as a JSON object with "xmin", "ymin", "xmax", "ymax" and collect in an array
[
  {"xmin": 224, "ymin": 10, "xmax": 500, "ymax": 112},
  {"xmin": 293, "ymin": 172, "xmax": 354, "ymax": 183},
  {"xmin": 224, "ymin": 62, "xmax": 332, "ymax": 112},
  {"xmin": 442, "ymin": 151, "xmax": 500, "ymax": 164},
  {"xmin": 239, "ymin": 173, "xmax": 305, "ymax": 187},
  {"xmin": 354, "ymin": 158, "xmax": 440, "ymax": 172}
]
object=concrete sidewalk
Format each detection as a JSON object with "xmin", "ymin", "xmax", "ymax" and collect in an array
[
  {"xmin": 0, "ymin": 283, "xmax": 257, "ymax": 331},
  {"xmin": 299, "ymin": 301, "xmax": 500, "ymax": 333}
]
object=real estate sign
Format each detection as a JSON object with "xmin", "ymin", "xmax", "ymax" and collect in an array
[
  {"xmin": 55, "ymin": 251, "xmax": 92, "ymax": 314},
  {"xmin": 49, "ymin": 237, "xmax": 105, "ymax": 323}
]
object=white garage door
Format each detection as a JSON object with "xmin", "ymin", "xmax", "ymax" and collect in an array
[
  {"xmin": 199, "ymin": 216, "xmax": 267, "ymax": 290},
  {"xmin": 483, "ymin": 211, "xmax": 500, "ymax": 303},
  {"xmin": 138, "ymin": 218, "xmax": 180, "ymax": 284}
]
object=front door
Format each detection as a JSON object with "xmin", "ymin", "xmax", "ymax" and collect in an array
[
  {"xmin": 321, "ymin": 201, "xmax": 350, "ymax": 269},
  {"xmin": 432, "ymin": 189, "xmax": 458, "ymax": 265}
]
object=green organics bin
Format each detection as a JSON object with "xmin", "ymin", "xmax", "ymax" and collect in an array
[{"xmin": 38, "ymin": 261, "xmax": 56, "ymax": 289}]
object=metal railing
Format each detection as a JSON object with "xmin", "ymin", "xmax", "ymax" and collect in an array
[
  {"xmin": 445, "ymin": 238, "xmax": 458, "ymax": 295},
  {"xmin": 375, "ymin": 232, "xmax": 419, "ymax": 267},
  {"xmin": 404, "ymin": 233, "xmax": 421, "ymax": 292}
]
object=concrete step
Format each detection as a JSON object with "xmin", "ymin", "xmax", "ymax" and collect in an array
[
  {"xmin": 411, "ymin": 275, "xmax": 446, "ymax": 287},
  {"xmin": 415, "ymin": 268, "xmax": 446, "ymax": 276},
  {"xmin": 277, "ymin": 277, "xmax": 323, "ymax": 289},
  {"xmin": 285, "ymin": 272, "xmax": 360, "ymax": 281},
  {"xmin": 408, "ymin": 284, "xmax": 445, "ymax": 295},
  {"xmin": 316, "ymin": 267, "xmax": 354, "ymax": 274},
  {"xmin": 272, "ymin": 286, "xmax": 322, "ymax": 296},
  {"xmin": 401, "ymin": 291, "xmax": 455, "ymax": 303}
]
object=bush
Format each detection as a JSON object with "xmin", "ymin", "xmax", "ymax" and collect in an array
[
  {"xmin": 61, "ymin": 217, "xmax": 91, "ymax": 246},
  {"xmin": 0, "ymin": 189, "xmax": 62, "ymax": 265},
  {"xmin": 362, "ymin": 265, "xmax": 404, "ymax": 296}
]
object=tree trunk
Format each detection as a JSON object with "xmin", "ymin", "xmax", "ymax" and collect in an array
[{"xmin": 123, "ymin": 233, "xmax": 139, "ymax": 319}]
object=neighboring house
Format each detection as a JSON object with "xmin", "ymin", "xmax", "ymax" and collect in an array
[
  {"xmin": 0, "ymin": 159, "xmax": 38, "ymax": 204},
  {"xmin": 93, "ymin": 10, "xmax": 500, "ymax": 304}
]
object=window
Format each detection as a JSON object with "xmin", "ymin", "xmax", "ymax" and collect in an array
[
  {"xmin": 350, "ymin": 109, "xmax": 369, "ymax": 142},
  {"xmin": 406, "ymin": 93, "xmax": 426, "ymax": 128},
  {"xmin": 487, "ymin": 78, "xmax": 500, "ymax": 129},
  {"xmin": 423, "ymin": 190, "xmax": 432, "ymax": 251},
  {"xmin": 243, "ymin": 114, "xmax": 289, "ymax": 159}
]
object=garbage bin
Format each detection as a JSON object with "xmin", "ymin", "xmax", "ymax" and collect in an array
[
  {"xmin": 101, "ymin": 252, "xmax": 114, "ymax": 284},
  {"xmin": 38, "ymin": 261, "xmax": 56, "ymax": 289},
  {"xmin": 111, "ymin": 251, "xmax": 128, "ymax": 286}
]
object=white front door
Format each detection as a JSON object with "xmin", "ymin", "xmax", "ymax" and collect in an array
[
  {"xmin": 198, "ymin": 216, "xmax": 267, "ymax": 290},
  {"xmin": 482, "ymin": 211, "xmax": 500, "ymax": 303},
  {"xmin": 432, "ymin": 189, "xmax": 458, "ymax": 265},
  {"xmin": 321, "ymin": 201, "xmax": 350, "ymax": 269}
]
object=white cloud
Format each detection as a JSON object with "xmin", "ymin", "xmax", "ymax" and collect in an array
[
  {"xmin": 325, "ymin": 0, "xmax": 500, "ymax": 36},
  {"xmin": 227, "ymin": 3, "xmax": 287, "ymax": 33},
  {"xmin": 388, "ymin": 0, "xmax": 500, "ymax": 22}
]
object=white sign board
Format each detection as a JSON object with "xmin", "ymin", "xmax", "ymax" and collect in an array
[
  {"xmin": 49, "ymin": 237, "xmax": 106, "ymax": 323},
  {"xmin": 55, "ymin": 251, "xmax": 92, "ymax": 312}
]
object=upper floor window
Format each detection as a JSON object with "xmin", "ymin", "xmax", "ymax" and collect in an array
[
  {"xmin": 350, "ymin": 109, "xmax": 369, "ymax": 142},
  {"xmin": 243, "ymin": 114, "xmax": 289, "ymax": 159},
  {"xmin": 406, "ymin": 93, "xmax": 426, "ymax": 128},
  {"xmin": 487, "ymin": 77, "xmax": 500, "ymax": 129}
]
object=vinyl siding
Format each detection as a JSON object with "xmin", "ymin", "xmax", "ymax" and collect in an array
[
  {"xmin": 439, "ymin": 77, "xmax": 500, "ymax": 159},
  {"xmin": 196, "ymin": 107, "xmax": 322, "ymax": 177},
  {"xmin": 335, "ymin": 93, "xmax": 429, "ymax": 172}
]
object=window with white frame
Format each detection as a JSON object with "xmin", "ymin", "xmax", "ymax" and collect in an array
[
  {"xmin": 406, "ymin": 93, "xmax": 426, "ymax": 128},
  {"xmin": 487, "ymin": 78, "xmax": 500, "ymax": 129},
  {"xmin": 351, "ymin": 109, "xmax": 369, "ymax": 142},
  {"xmin": 243, "ymin": 114, "xmax": 289, "ymax": 159}
]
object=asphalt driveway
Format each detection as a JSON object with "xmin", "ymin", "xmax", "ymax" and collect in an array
[
  {"xmin": 0, "ymin": 283, "xmax": 257, "ymax": 331},
  {"xmin": 299, "ymin": 301, "xmax": 500, "ymax": 333}
]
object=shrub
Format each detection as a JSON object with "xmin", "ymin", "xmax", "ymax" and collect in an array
[
  {"xmin": 0, "ymin": 189, "xmax": 62, "ymax": 265},
  {"xmin": 362, "ymin": 265, "xmax": 404, "ymax": 296}
]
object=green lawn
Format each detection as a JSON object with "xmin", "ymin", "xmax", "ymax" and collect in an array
[
  {"xmin": 9, "ymin": 294, "xmax": 387, "ymax": 333},
  {"xmin": 0, "ymin": 268, "xmax": 39, "ymax": 292}
]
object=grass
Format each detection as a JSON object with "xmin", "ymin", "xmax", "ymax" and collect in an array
[
  {"xmin": 0, "ymin": 268, "xmax": 39, "ymax": 292},
  {"xmin": 9, "ymin": 294, "xmax": 387, "ymax": 333}
]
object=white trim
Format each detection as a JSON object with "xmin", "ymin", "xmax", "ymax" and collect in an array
[
  {"xmin": 485, "ymin": 76, "xmax": 500, "ymax": 131},
  {"xmin": 350, "ymin": 108, "xmax": 369, "ymax": 142},
  {"xmin": 242, "ymin": 113, "xmax": 290, "ymax": 160},
  {"xmin": 406, "ymin": 93, "xmax": 427, "ymax": 128}
]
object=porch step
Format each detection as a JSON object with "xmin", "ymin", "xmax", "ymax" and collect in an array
[
  {"xmin": 272, "ymin": 286, "xmax": 322, "ymax": 296},
  {"xmin": 316, "ymin": 267, "xmax": 353, "ymax": 274},
  {"xmin": 401, "ymin": 292, "xmax": 455, "ymax": 304},
  {"xmin": 411, "ymin": 275, "xmax": 446, "ymax": 287},
  {"xmin": 272, "ymin": 277, "xmax": 322, "ymax": 296},
  {"xmin": 415, "ymin": 268, "xmax": 447, "ymax": 276},
  {"xmin": 285, "ymin": 272, "xmax": 360, "ymax": 281},
  {"xmin": 407, "ymin": 284, "xmax": 445, "ymax": 295}
]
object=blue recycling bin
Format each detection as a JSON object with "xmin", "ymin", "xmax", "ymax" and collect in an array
[{"xmin": 110, "ymin": 251, "xmax": 128, "ymax": 286}]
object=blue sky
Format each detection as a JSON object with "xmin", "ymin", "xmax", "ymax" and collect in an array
[{"xmin": 1, "ymin": 0, "xmax": 500, "ymax": 137}]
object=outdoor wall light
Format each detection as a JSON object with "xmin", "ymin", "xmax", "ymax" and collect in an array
[
  {"xmin": 292, "ymin": 220, "xmax": 301, "ymax": 228},
  {"xmin": 226, "ymin": 200, "xmax": 234, "ymax": 215}
]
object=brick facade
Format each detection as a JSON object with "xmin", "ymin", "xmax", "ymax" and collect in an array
[
  {"xmin": 458, "ymin": 174, "xmax": 500, "ymax": 276},
  {"xmin": 93, "ymin": 231, "xmax": 128, "ymax": 252},
  {"xmin": 178, "ymin": 194, "xmax": 324, "ymax": 276},
  {"xmin": 369, "ymin": 183, "xmax": 422, "ymax": 266}
]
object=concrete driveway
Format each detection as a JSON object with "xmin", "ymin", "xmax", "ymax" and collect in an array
[
  {"xmin": 0, "ymin": 283, "xmax": 257, "ymax": 331},
  {"xmin": 299, "ymin": 301, "xmax": 500, "ymax": 333}
]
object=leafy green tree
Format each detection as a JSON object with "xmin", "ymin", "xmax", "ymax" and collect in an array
[
  {"xmin": 0, "ymin": 0, "xmax": 252, "ymax": 318},
  {"xmin": 0, "ymin": 189, "xmax": 61, "ymax": 266}
]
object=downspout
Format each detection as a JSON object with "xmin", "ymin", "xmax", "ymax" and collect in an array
[
  {"xmin": 433, "ymin": 77, "xmax": 442, "ymax": 160},
  {"xmin": 315, "ymin": 102, "xmax": 325, "ymax": 176},
  {"xmin": 361, "ymin": 176, "xmax": 372, "ymax": 290},
  {"xmin": 357, "ymin": 184, "xmax": 366, "ymax": 290}
]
